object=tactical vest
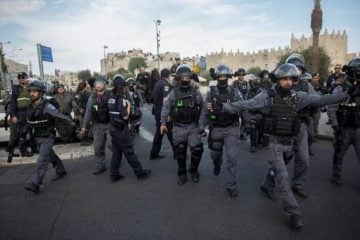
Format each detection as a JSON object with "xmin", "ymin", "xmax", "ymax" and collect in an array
[
  {"xmin": 108, "ymin": 95, "xmax": 127, "ymax": 130},
  {"xmin": 173, "ymin": 86, "xmax": 200, "ymax": 124},
  {"xmin": 75, "ymin": 91, "xmax": 90, "ymax": 110},
  {"xmin": 209, "ymin": 86, "xmax": 239, "ymax": 127},
  {"xmin": 91, "ymin": 91, "xmax": 110, "ymax": 123},
  {"xmin": 130, "ymin": 90, "xmax": 140, "ymax": 107},
  {"xmin": 27, "ymin": 100, "xmax": 55, "ymax": 137},
  {"xmin": 15, "ymin": 85, "xmax": 31, "ymax": 110},
  {"xmin": 263, "ymin": 89, "xmax": 301, "ymax": 137},
  {"xmin": 337, "ymin": 94, "xmax": 360, "ymax": 128},
  {"xmin": 55, "ymin": 93, "xmax": 73, "ymax": 114},
  {"xmin": 293, "ymin": 81, "xmax": 311, "ymax": 124},
  {"xmin": 163, "ymin": 81, "xmax": 173, "ymax": 97}
]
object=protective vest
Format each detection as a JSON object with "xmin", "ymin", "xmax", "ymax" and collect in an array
[
  {"xmin": 55, "ymin": 92, "xmax": 73, "ymax": 115},
  {"xmin": 173, "ymin": 86, "xmax": 200, "ymax": 124},
  {"xmin": 75, "ymin": 91, "xmax": 90, "ymax": 111},
  {"xmin": 263, "ymin": 89, "xmax": 301, "ymax": 136},
  {"xmin": 209, "ymin": 86, "xmax": 239, "ymax": 127},
  {"xmin": 337, "ymin": 87, "xmax": 360, "ymax": 127},
  {"xmin": 130, "ymin": 90, "xmax": 140, "ymax": 107},
  {"xmin": 91, "ymin": 91, "xmax": 110, "ymax": 123},
  {"xmin": 234, "ymin": 81, "xmax": 249, "ymax": 97},
  {"xmin": 15, "ymin": 85, "xmax": 31, "ymax": 110},
  {"xmin": 163, "ymin": 80, "xmax": 173, "ymax": 97},
  {"xmin": 27, "ymin": 100, "xmax": 55, "ymax": 137},
  {"xmin": 108, "ymin": 95, "xmax": 127, "ymax": 130}
]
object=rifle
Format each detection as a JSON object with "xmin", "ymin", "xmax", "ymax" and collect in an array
[{"xmin": 7, "ymin": 123, "xmax": 20, "ymax": 163}]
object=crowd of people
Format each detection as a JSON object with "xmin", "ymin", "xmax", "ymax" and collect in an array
[{"xmin": 3, "ymin": 54, "xmax": 360, "ymax": 230}]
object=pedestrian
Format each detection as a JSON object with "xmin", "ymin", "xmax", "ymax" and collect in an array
[
  {"xmin": 212, "ymin": 63, "xmax": 348, "ymax": 229},
  {"xmin": 80, "ymin": 76, "xmax": 112, "ymax": 175},
  {"xmin": 149, "ymin": 68, "xmax": 175, "ymax": 160},
  {"xmin": 160, "ymin": 64, "xmax": 204, "ymax": 185},
  {"xmin": 328, "ymin": 57, "xmax": 360, "ymax": 187},
  {"xmin": 107, "ymin": 75, "xmax": 151, "ymax": 182},
  {"xmin": 25, "ymin": 80, "xmax": 74, "ymax": 194},
  {"xmin": 9, "ymin": 72, "xmax": 37, "ymax": 157},
  {"xmin": 199, "ymin": 64, "xmax": 243, "ymax": 197}
]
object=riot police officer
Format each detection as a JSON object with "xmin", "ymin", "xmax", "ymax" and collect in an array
[
  {"xmin": 212, "ymin": 63, "xmax": 348, "ymax": 229},
  {"xmin": 127, "ymin": 78, "xmax": 144, "ymax": 134},
  {"xmin": 199, "ymin": 64, "xmax": 243, "ymax": 197},
  {"xmin": 108, "ymin": 76, "xmax": 151, "ymax": 182},
  {"xmin": 150, "ymin": 68, "xmax": 175, "ymax": 160},
  {"xmin": 160, "ymin": 64, "xmax": 204, "ymax": 185},
  {"xmin": 80, "ymin": 76, "xmax": 112, "ymax": 175},
  {"xmin": 328, "ymin": 57, "xmax": 360, "ymax": 186},
  {"xmin": 54, "ymin": 83, "xmax": 77, "ymax": 142},
  {"xmin": 74, "ymin": 81, "xmax": 92, "ymax": 146},
  {"xmin": 25, "ymin": 80, "xmax": 74, "ymax": 194},
  {"xmin": 259, "ymin": 69, "xmax": 273, "ymax": 89},
  {"xmin": 233, "ymin": 67, "xmax": 249, "ymax": 140},
  {"xmin": 9, "ymin": 72, "xmax": 35, "ymax": 157}
]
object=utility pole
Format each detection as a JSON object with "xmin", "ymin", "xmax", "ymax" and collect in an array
[
  {"xmin": 311, "ymin": 0, "xmax": 322, "ymax": 73},
  {"xmin": 154, "ymin": 20, "xmax": 161, "ymax": 69}
]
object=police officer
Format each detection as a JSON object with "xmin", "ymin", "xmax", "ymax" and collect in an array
[
  {"xmin": 80, "ymin": 76, "xmax": 112, "ymax": 175},
  {"xmin": 136, "ymin": 67, "xmax": 151, "ymax": 103},
  {"xmin": 259, "ymin": 69, "xmax": 273, "ymax": 89},
  {"xmin": 160, "ymin": 64, "xmax": 204, "ymax": 185},
  {"xmin": 212, "ymin": 63, "xmax": 348, "ymax": 229},
  {"xmin": 328, "ymin": 57, "xmax": 360, "ymax": 186},
  {"xmin": 54, "ymin": 83, "xmax": 77, "ymax": 142},
  {"xmin": 285, "ymin": 53, "xmax": 318, "ymax": 198},
  {"xmin": 74, "ymin": 81, "xmax": 92, "ymax": 146},
  {"xmin": 108, "ymin": 75, "xmax": 151, "ymax": 182},
  {"xmin": 199, "ymin": 64, "xmax": 242, "ymax": 197},
  {"xmin": 170, "ymin": 57, "xmax": 181, "ymax": 76},
  {"xmin": 127, "ymin": 78, "xmax": 144, "ymax": 134},
  {"xmin": 25, "ymin": 80, "xmax": 74, "ymax": 194},
  {"xmin": 150, "ymin": 68, "xmax": 175, "ymax": 159},
  {"xmin": 9, "ymin": 72, "xmax": 35, "ymax": 157},
  {"xmin": 232, "ymin": 68, "xmax": 249, "ymax": 140}
]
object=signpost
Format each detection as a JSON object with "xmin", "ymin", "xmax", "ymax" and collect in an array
[{"xmin": 37, "ymin": 43, "xmax": 53, "ymax": 81}]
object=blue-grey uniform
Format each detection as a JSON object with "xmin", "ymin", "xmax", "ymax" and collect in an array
[
  {"xmin": 232, "ymin": 80, "xmax": 250, "ymax": 139},
  {"xmin": 150, "ymin": 77, "xmax": 174, "ymax": 158},
  {"xmin": 161, "ymin": 83, "xmax": 204, "ymax": 181},
  {"xmin": 82, "ymin": 90, "xmax": 112, "ymax": 173},
  {"xmin": 328, "ymin": 77, "xmax": 360, "ymax": 186},
  {"xmin": 27, "ymin": 98, "xmax": 72, "ymax": 188},
  {"xmin": 108, "ymin": 93, "xmax": 150, "ymax": 180},
  {"xmin": 222, "ymin": 84, "xmax": 348, "ymax": 218},
  {"xmin": 199, "ymin": 84, "xmax": 242, "ymax": 193},
  {"xmin": 54, "ymin": 91, "xmax": 77, "ymax": 142}
]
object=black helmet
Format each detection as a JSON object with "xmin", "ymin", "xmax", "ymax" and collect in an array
[
  {"xmin": 175, "ymin": 64, "xmax": 192, "ymax": 78},
  {"xmin": 95, "ymin": 76, "xmax": 108, "ymax": 85},
  {"xmin": 113, "ymin": 74, "xmax": 126, "ymax": 88},
  {"xmin": 17, "ymin": 72, "xmax": 28, "ymax": 79},
  {"xmin": 286, "ymin": 53, "xmax": 306, "ymax": 71},
  {"xmin": 28, "ymin": 80, "xmax": 46, "ymax": 92},
  {"xmin": 259, "ymin": 69, "xmax": 269, "ymax": 78},
  {"xmin": 234, "ymin": 67, "xmax": 246, "ymax": 77},
  {"xmin": 274, "ymin": 63, "xmax": 300, "ymax": 81},
  {"xmin": 214, "ymin": 64, "xmax": 233, "ymax": 78},
  {"xmin": 300, "ymin": 72, "xmax": 312, "ymax": 82},
  {"xmin": 345, "ymin": 57, "xmax": 360, "ymax": 80},
  {"xmin": 247, "ymin": 74, "xmax": 260, "ymax": 90},
  {"xmin": 126, "ymin": 78, "xmax": 136, "ymax": 85}
]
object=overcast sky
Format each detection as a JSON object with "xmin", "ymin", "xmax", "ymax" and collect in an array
[{"xmin": 1, "ymin": 0, "xmax": 359, "ymax": 75}]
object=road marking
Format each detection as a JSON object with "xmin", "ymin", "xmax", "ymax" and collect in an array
[{"xmin": 139, "ymin": 126, "xmax": 154, "ymax": 142}]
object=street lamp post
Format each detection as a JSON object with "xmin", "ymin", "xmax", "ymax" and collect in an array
[
  {"xmin": 103, "ymin": 45, "xmax": 108, "ymax": 75},
  {"xmin": 154, "ymin": 19, "xmax": 161, "ymax": 69},
  {"xmin": 12, "ymin": 48, "xmax": 23, "ymax": 61}
]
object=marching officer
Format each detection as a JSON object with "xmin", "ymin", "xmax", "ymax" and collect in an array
[
  {"xmin": 108, "ymin": 75, "xmax": 151, "ymax": 182},
  {"xmin": 25, "ymin": 80, "xmax": 74, "ymax": 194},
  {"xmin": 150, "ymin": 68, "xmax": 175, "ymax": 160},
  {"xmin": 211, "ymin": 63, "xmax": 348, "ymax": 229},
  {"xmin": 328, "ymin": 57, "xmax": 360, "ymax": 186},
  {"xmin": 80, "ymin": 76, "xmax": 112, "ymax": 175},
  {"xmin": 127, "ymin": 77, "xmax": 144, "ymax": 133},
  {"xmin": 74, "ymin": 81, "xmax": 92, "ymax": 146},
  {"xmin": 199, "ymin": 64, "xmax": 243, "ymax": 197},
  {"xmin": 160, "ymin": 64, "xmax": 204, "ymax": 185}
]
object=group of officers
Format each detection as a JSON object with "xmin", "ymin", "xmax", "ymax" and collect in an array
[{"xmin": 4, "ymin": 53, "xmax": 360, "ymax": 230}]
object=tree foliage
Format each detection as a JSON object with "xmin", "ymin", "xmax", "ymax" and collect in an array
[
  {"xmin": 128, "ymin": 57, "xmax": 147, "ymax": 74},
  {"xmin": 78, "ymin": 69, "xmax": 91, "ymax": 81},
  {"xmin": 247, "ymin": 66, "xmax": 262, "ymax": 75},
  {"xmin": 278, "ymin": 46, "xmax": 331, "ymax": 80}
]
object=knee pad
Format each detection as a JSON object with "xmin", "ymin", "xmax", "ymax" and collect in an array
[
  {"xmin": 208, "ymin": 137, "xmax": 223, "ymax": 152},
  {"xmin": 191, "ymin": 143, "xmax": 203, "ymax": 157},
  {"xmin": 175, "ymin": 142, "xmax": 187, "ymax": 159}
]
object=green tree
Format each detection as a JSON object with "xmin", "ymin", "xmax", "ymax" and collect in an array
[
  {"xmin": 128, "ymin": 57, "xmax": 147, "ymax": 74},
  {"xmin": 278, "ymin": 46, "xmax": 331, "ymax": 81},
  {"xmin": 78, "ymin": 69, "xmax": 91, "ymax": 81},
  {"xmin": 247, "ymin": 66, "xmax": 262, "ymax": 75}
]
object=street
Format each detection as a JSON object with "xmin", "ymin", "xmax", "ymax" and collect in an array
[{"xmin": 0, "ymin": 105, "xmax": 359, "ymax": 240}]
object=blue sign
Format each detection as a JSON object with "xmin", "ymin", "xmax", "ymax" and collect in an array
[
  {"xmin": 199, "ymin": 56, "xmax": 206, "ymax": 69},
  {"xmin": 40, "ymin": 45, "xmax": 53, "ymax": 62}
]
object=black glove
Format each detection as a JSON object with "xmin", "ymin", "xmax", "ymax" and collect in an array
[
  {"xmin": 321, "ymin": 107, "xmax": 327, "ymax": 113},
  {"xmin": 244, "ymin": 127, "xmax": 251, "ymax": 136},
  {"xmin": 332, "ymin": 125, "xmax": 338, "ymax": 133},
  {"xmin": 198, "ymin": 129, "xmax": 205, "ymax": 135},
  {"xmin": 212, "ymin": 101, "xmax": 223, "ymax": 111}
]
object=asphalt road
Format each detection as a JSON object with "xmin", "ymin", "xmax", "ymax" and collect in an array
[{"xmin": 0, "ymin": 104, "xmax": 359, "ymax": 240}]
